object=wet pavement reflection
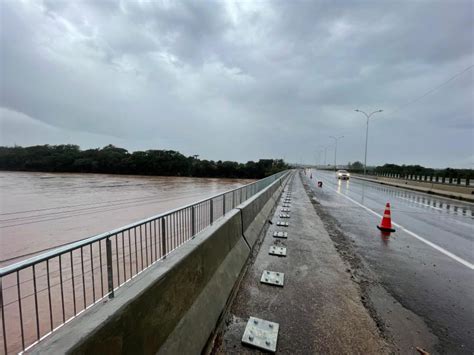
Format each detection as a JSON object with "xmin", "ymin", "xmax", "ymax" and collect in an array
[{"xmin": 306, "ymin": 169, "xmax": 474, "ymax": 353}]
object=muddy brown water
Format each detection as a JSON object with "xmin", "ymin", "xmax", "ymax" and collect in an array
[{"xmin": 0, "ymin": 171, "xmax": 253, "ymax": 353}]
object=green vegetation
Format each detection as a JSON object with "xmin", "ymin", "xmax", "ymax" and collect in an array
[
  {"xmin": 0, "ymin": 145, "xmax": 289, "ymax": 179},
  {"xmin": 347, "ymin": 161, "xmax": 364, "ymax": 172},
  {"xmin": 347, "ymin": 161, "xmax": 473, "ymax": 179}
]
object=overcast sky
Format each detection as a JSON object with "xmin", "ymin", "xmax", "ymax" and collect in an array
[{"xmin": 1, "ymin": 0, "xmax": 473, "ymax": 168}]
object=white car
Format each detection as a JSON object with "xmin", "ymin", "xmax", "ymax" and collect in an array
[{"xmin": 336, "ymin": 170, "xmax": 350, "ymax": 180}]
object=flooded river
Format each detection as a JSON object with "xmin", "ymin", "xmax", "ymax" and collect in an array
[
  {"xmin": 0, "ymin": 171, "xmax": 254, "ymax": 353},
  {"xmin": 0, "ymin": 171, "xmax": 253, "ymax": 266}
]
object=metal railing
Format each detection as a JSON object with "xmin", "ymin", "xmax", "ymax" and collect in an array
[
  {"xmin": 0, "ymin": 170, "xmax": 289, "ymax": 354},
  {"xmin": 375, "ymin": 173, "xmax": 472, "ymax": 186}
]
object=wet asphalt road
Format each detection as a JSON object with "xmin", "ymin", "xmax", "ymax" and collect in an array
[{"xmin": 305, "ymin": 169, "xmax": 474, "ymax": 353}]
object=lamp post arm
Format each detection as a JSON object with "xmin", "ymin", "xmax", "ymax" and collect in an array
[{"xmin": 355, "ymin": 109, "xmax": 382, "ymax": 175}]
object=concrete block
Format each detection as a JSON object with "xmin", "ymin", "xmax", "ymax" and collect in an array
[
  {"xmin": 239, "ymin": 181, "xmax": 285, "ymax": 248},
  {"xmin": 159, "ymin": 237, "xmax": 250, "ymax": 355}
]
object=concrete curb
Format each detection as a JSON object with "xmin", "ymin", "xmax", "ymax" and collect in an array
[
  {"xmin": 238, "ymin": 176, "xmax": 289, "ymax": 247},
  {"xmin": 352, "ymin": 176, "xmax": 474, "ymax": 203},
  {"xmin": 158, "ymin": 237, "xmax": 250, "ymax": 355}
]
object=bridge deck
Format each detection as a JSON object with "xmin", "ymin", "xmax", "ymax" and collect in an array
[{"xmin": 212, "ymin": 173, "xmax": 390, "ymax": 353}]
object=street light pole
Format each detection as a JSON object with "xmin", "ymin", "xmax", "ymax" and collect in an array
[
  {"xmin": 329, "ymin": 136, "xmax": 344, "ymax": 171},
  {"xmin": 318, "ymin": 145, "xmax": 329, "ymax": 168},
  {"xmin": 354, "ymin": 109, "xmax": 383, "ymax": 175},
  {"xmin": 317, "ymin": 150, "xmax": 323, "ymax": 167},
  {"xmin": 324, "ymin": 146, "xmax": 328, "ymax": 167}
]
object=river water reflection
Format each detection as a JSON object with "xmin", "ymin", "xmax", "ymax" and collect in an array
[{"xmin": 0, "ymin": 172, "xmax": 253, "ymax": 267}]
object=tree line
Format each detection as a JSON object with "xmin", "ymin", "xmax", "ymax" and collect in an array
[
  {"xmin": 0, "ymin": 145, "xmax": 289, "ymax": 179},
  {"xmin": 347, "ymin": 161, "xmax": 473, "ymax": 179}
]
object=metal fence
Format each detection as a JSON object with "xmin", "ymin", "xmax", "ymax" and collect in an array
[
  {"xmin": 376, "ymin": 173, "xmax": 472, "ymax": 186},
  {"xmin": 0, "ymin": 170, "xmax": 289, "ymax": 354}
]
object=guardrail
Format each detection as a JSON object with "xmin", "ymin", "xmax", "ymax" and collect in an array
[
  {"xmin": 0, "ymin": 170, "xmax": 289, "ymax": 354},
  {"xmin": 369, "ymin": 173, "xmax": 472, "ymax": 186}
]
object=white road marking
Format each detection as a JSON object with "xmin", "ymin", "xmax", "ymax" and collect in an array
[
  {"xmin": 396, "ymin": 196, "xmax": 443, "ymax": 210},
  {"xmin": 311, "ymin": 171, "xmax": 474, "ymax": 270}
]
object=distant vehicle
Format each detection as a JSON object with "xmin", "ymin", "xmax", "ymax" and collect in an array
[{"xmin": 336, "ymin": 170, "xmax": 350, "ymax": 180}]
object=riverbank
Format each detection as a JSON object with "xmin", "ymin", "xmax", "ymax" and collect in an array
[{"xmin": 0, "ymin": 144, "xmax": 288, "ymax": 179}]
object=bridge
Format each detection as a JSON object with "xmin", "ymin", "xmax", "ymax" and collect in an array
[{"xmin": 1, "ymin": 169, "xmax": 473, "ymax": 353}]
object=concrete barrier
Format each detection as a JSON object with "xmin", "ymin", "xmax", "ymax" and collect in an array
[
  {"xmin": 238, "ymin": 178, "xmax": 285, "ymax": 247},
  {"xmin": 31, "ymin": 173, "xmax": 291, "ymax": 355},
  {"xmin": 372, "ymin": 176, "xmax": 473, "ymax": 195},
  {"xmin": 352, "ymin": 174, "xmax": 474, "ymax": 202}
]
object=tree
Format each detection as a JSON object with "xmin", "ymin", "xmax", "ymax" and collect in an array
[
  {"xmin": 348, "ymin": 161, "xmax": 363, "ymax": 172},
  {"xmin": 0, "ymin": 144, "xmax": 290, "ymax": 179}
]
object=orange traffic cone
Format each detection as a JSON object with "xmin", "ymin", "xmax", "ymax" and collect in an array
[{"xmin": 377, "ymin": 203, "xmax": 396, "ymax": 232}]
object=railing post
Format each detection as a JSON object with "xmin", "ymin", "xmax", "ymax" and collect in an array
[
  {"xmin": 106, "ymin": 238, "xmax": 114, "ymax": 299},
  {"xmin": 0, "ymin": 277, "xmax": 6, "ymax": 354},
  {"xmin": 223, "ymin": 194, "xmax": 226, "ymax": 215},
  {"xmin": 466, "ymin": 178, "xmax": 470, "ymax": 186},
  {"xmin": 210, "ymin": 199, "xmax": 214, "ymax": 224},
  {"xmin": 161, "ymin": 218, "xmax": 167, "ymax": 258},
  {"xmin": 191, "ymin": 206, "xmax": 196, "ymax": 236}
]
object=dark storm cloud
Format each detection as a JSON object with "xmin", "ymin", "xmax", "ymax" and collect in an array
[{"xmin": 1, "ymin": 0, "xmax": 473, "ymax": 168}]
